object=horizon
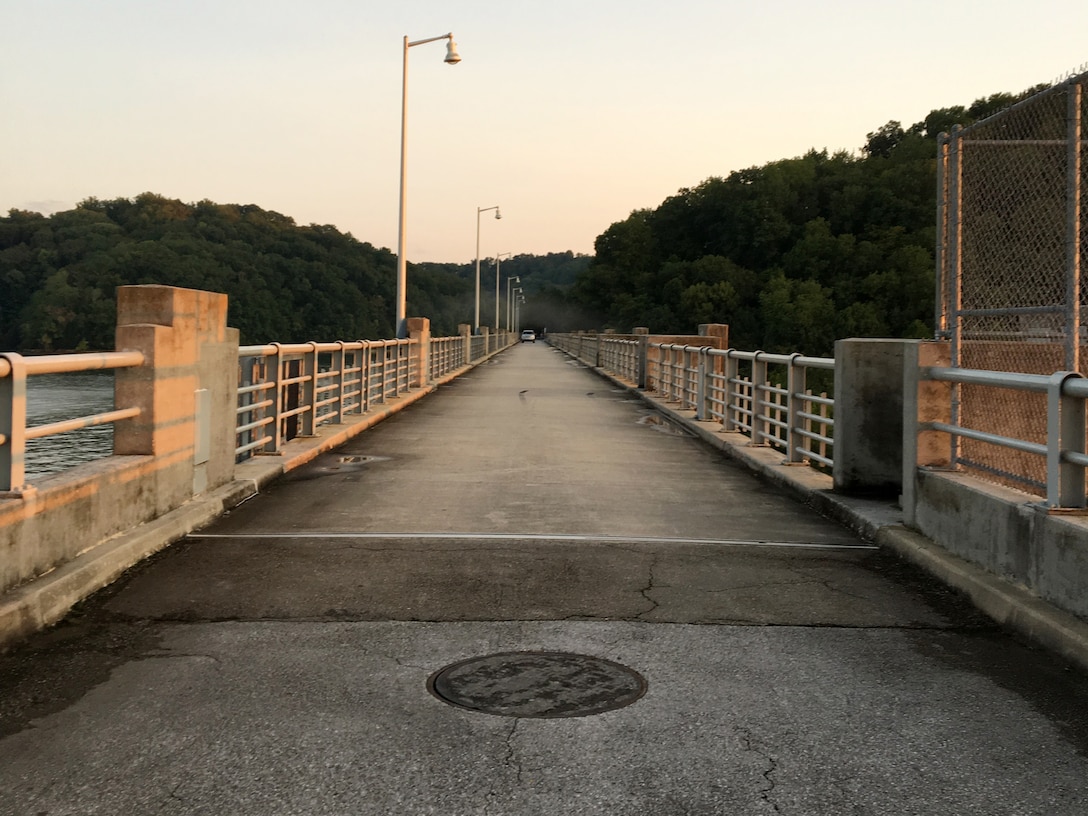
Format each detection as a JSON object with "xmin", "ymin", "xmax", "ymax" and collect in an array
[{"xmin": 3, "ymin": 1, "xmax": 1086, "ymax": 262}]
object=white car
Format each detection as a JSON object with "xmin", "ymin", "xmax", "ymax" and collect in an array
[{"xmin": 520, "ymin": 330, "xmax": 536, "ymax": 343}]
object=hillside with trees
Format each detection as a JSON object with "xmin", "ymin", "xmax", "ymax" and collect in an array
[
  {"xmin": 0, "ymin": 194, "xmax": 586, "ymax": 351},
  {"xmin": 563, "ymin": 91, "xmax": 1039, "ymax": 355},
  {"xmin": 2, "ymin": 88, "xmax": 1041, "ymax": 354}
]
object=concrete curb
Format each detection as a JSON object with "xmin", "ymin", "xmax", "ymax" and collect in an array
[
  {"xmin": 0, "ymin": 479, "xmax": 253, "ymax": 645},
  {"xmin": 0, "ymin": 351, "xmax": 512, "ymax": 650},
  {"xmin": 565, "ymin": 349, "xmax": 1088, "ymax": 674}
]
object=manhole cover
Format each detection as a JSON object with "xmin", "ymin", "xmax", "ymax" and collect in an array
[{"xmin": 427, "ymin": 651, "xmax": 647, "ymax": 718}]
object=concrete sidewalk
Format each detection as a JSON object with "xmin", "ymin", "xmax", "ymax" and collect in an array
[{"xmin": 2, "ymin": 342, "xmax": 1087, "ymax": 815}]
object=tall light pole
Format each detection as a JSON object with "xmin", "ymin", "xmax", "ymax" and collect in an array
[
  {"xmin": 494, "ymin": 252, "xmax": 511, "ymax": 332},
  {"xmin": 506, "ymin": 275, "xmax": 520, "ymax": 331},
  {"xmin": 396, "ymin": 32, "xmax": 461, "ymax": 338},
  {"xmin": 475, "ymin": 206, "xmax": 500, "ymax": 332},
  {"xmin": 515, "ymin": 293, "xmax": 526, "ymax": 332}
]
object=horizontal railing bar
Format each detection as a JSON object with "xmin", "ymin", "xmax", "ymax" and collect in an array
[
  {"xmin": 235, "ymin": 436, "xmax": 275, "ymax": 456},
  {"xmin": 237, "ymin": 399, "xmax": 274, "ymax": 416},
  {"xmin": 235, "ymin": 416, "xmax": 275, "ymax": 434},
  {"xmin": 923, "ymin": 421, "xmax": 1048, "ymax": 457},
  {"xmin": 25, "ymin": 407, "xmax": 141, "ymax": 440},
  {"xmin": 18, "ymin": 351, "xmax": 145, "ymax": 376}
]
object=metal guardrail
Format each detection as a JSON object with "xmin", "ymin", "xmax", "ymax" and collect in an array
[
  {"xmin": 918, "ymin": 366, "xmax": 1088, "ymax": 508},
  {"xmin": 549, "ymin": 334, "xmax": 834, "ymax": 469},
  {"xmin": 1, "ymin": 328, "xmax": 515, "ymax": 488},
  {"xmin": 235, "ymin": 332, "xmax": 513, "ymax": 462},
  {"xmin": 653, "ymin": 344, "xmax": 835, "ymax": 468},
  {"xmin": 0, "ymin": 351, "xmax": 145, "ymax": 491},
  {"xmin": 236, "ymin": 340, "xmax": 414, "ymax": 460}
]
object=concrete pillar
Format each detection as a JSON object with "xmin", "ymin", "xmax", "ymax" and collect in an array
[
  {"xmin": 114, "ymin": 285, "xmax": 239, "ymax": 502},
  {"xmin": 459, "ymin": 324, "xmax": 472, "ymax": 364},
  {"xmin": 698, "ymin": 323, "xmax": 729, "ymax": 348},
  {"xmin": 833, "ymin": 338, "xmax": 914, "ymax": 496},
  {"xmin": 407, "ymin": 317, "xmax": 431, "ymax": 387}
]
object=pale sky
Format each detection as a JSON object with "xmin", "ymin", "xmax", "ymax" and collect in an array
[{"xmin": 2, "ymin": 1, "xmax": 1086, "ymax": 263}]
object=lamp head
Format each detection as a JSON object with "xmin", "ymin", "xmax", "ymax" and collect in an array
[
  {"xmin": 444, "ymin": 37, "xmax": 461, "ymax": 64},
  {"xmin": 495, "ymin": 207, "xmax": 502, "ymax": 220}
]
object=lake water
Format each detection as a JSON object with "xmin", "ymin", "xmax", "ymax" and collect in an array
[{"xmin": 24, "ymin": 372, "xmax": 116, "ymax": 480}]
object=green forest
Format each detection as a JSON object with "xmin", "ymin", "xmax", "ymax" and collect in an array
[
  {"xmin": 0, "ymin": 88, "xmax": 1034, "ymax": 354},
  {"xmin": 0, "ymin": 193, "xmax": 587, "ymax": 350},
  {"xmin": 567, "ymin": 90, "xmax": 1040, "ymax": 355}
]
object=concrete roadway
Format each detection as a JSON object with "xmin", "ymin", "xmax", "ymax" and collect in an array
[{"xmin": 2, "ymin": 342, "xmax": 1088, "ymax": 815}]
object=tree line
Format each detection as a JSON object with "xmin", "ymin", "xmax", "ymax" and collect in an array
[
  {"xmin": 558, "ymin": 89, "xmax": 1042, "ymax": 355},
  {"xmin": 1, "ymin": 86, "xmax": 1038, "ymax": 355},
  {"xmin": 0, "ymin": 193, "xmax": 586, "ymax": 351}
]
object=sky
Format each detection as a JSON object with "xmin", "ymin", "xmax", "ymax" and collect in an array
[{"xmin": 2, "ymin": 0, "xmax": 1087, "ymax": 263}]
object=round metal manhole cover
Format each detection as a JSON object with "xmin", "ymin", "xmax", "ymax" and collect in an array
[{"xmin": 427, "ymin": 651, "xmax": 647, "ymax": 718}]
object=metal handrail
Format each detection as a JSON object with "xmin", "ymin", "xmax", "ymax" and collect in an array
[{"xmin": 1, "ymin": 350, "xmax": 147, "ymax": 492}]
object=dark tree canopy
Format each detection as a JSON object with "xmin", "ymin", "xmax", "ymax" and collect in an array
[
  {"xmin": 0, "ymin": 194, "xmax": 585, "ymax": 350},
  {"xmin": 561, "ymin": 87, "xmax": 1040, "ymax": 355}
]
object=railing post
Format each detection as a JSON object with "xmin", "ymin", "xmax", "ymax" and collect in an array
[
  {"xmin": 750, "ymin": 351, "xmax": 769, "ymax": 446},
  {"xmin": 724, "ymin": 350, "xmax": 739, "ymax": 432},
  {"xmin": 360, "ymin": 341, "xmax": 372, "ymax": 413},
  {"xmin": 299, "ymin": 342, "xmax": 317, "ymax": 437},
  {"xmin": 695, "ymin": 347, "xmax": 711, "ymax": 421},
  {"xmin": 902, "ymin": 341, "xmax": 953, "ymax": 526},
  {"xmin": 786, "ymin": 353, "xmax": 806, "ymax": 463},
  {"xmin": 0, "ymin": 353, "xmax": 28, "ymax": 495},
  {"xmin": 266, "ymin": 343, "xmax": 285, "ymax": 451},
  {"xmin": 333, "ymin": 341, "xmax": 347, "ymax": 423},
  {"xmin": 634, "ymin": 328, "xmax": 649, "ymax": 389},
  {"xmin": 1047, "ymin": 371, "xmax": 1086, "ymax": 508}
]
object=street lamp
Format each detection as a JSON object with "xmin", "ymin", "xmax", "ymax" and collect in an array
[
  {"xmin": 475, "ymin": 206, "xmax": 500, "ymax": 332},
  {"xmin": 494, "ymin": 252, "xmax": 511, "ymax": 333},
  {"xmin": 512, "ymin": 287, "xmax": 524, "ymax": 332},
  {"xmin": 395, "ymin": 32, "xmax": 461, "ymax": 338},
  {"xmin": 506, "ymin": 275, "xmax": 520, "ymax": 331}
]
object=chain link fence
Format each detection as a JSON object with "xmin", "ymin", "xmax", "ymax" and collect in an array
[{"xmin": 937, "ymin": 71, "xmax": 1087, "ymax": 493}]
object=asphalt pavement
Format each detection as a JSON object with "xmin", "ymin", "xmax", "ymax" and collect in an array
[{"xmin": 2, "ymin": 342, "xmax": 1087, "ymax": 815}]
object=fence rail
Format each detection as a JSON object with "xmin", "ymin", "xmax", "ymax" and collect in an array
[
  {"xmin": 0, "ymin": 351, "xmax": 145, "ymax": 491},
  {"xmin": 548, "ymin": 334, "xmax": 835, "ymax": 469},
  {"xmin": 1, "ymin": 330, "xmax": 514, "ymax": 490},
  {"xmin": 917, "ymin": 365, "xmax": 1088, "ymax": 508}
]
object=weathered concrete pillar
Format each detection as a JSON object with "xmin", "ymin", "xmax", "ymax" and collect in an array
[
  {"xmin": 833, "ymin": 338, "xmax": 913, "ymax": 496},
  {"xmin": 459, "ymin": 324, "xmax": 472, "ymax": 364},
  {"xmin": 407, "ymin": 317, "xmax": 431, "ymax": 387},
  {"xmin": 698, "ymin": 323, "xmax": 729, "ymax": 348},
  {"xmin": 114, "ymin": 285, "xmax": 239, "ymax": 502}
]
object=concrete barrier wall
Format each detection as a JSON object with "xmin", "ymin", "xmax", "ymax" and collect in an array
[{"xmin": 912, "ymin": 470, "xmax": 1088, "ymax": 619}]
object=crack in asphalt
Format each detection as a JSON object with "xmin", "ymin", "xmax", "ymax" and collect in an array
[
  {"xmin": 636, "ymin": 555, "xmax": 662, "ymax": 619},
  {"xmin": 484, "ymin": 719, "xmax": 522, "ymax": 815},
  {"xmin": 736, "ymin": 726, "xmax": 781, "ymax": 814}
]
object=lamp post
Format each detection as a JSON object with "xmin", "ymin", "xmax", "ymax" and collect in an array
[
  {"xmin": 512, "ymin": 288, "xmax": 524, "ymax": 332},
  {"xmin": 506, "ymin": 275, "xmax": 520, "ymax": 331},
  {"xmin": 494, "ymin": 252, "xmax": 511, "ymax": 333},
  {"xmin": 475, "ymin": 206, "xmax": 500, "ymax": 332},
  {"xmin": 515, "ymin": 293, "xmax": 526, "ymax": 333},
  {"xmin": 395, "ymin": 32, "xmax": 461, "ymax": 338}
]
